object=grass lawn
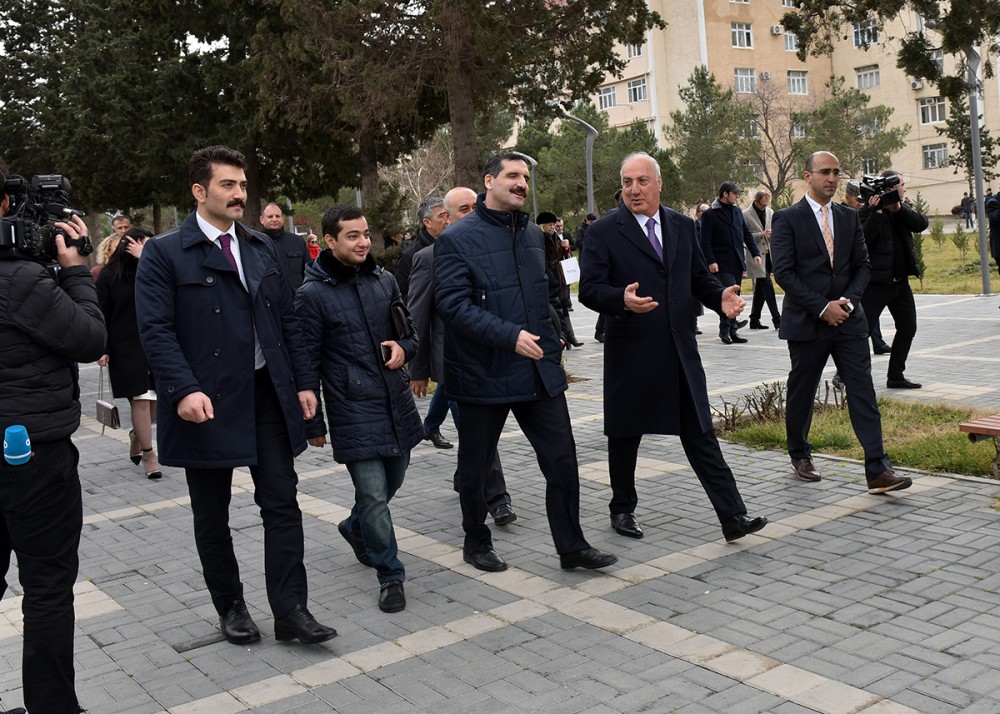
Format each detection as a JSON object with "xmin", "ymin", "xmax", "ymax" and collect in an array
[{"xmin": 725, "ymin": 397, "xmax": 997, "ymax": 478}]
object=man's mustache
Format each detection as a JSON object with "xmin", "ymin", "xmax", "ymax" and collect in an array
[{"xmin": 227, "ymin": 199, "xmax": 246, "ymax": 208}]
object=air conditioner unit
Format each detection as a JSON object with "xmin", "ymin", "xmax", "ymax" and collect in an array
[
  {"xmin": 911, "ymin": 79, "xmax": 924, "ymax": 90},
  {"xmin": 771, "ymin": 25, "xmax": 783, "ymax": 35},
  {"xmin": 760, "ymin": 71, "xmax": 772, "ymax": 81}
]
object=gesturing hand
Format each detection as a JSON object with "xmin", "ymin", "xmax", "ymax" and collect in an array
[{"xmin": 623, "ymin": 282, "xmax": 658, "ymax": 313}]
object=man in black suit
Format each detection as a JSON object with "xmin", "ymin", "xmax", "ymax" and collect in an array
[
  {"xmin": 700, "ymin": 181, "xmax": 761, "ymax": 344},
  {"xmin": 579, "ymin": 152, "xmax": 767, "ymax": 543},
  {"xmin": 770, "ymin": 151, "xmax": 911, "ymax": 494}
]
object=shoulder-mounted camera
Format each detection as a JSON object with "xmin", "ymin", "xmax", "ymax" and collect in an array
[
  {"xmin": 0, "ymin": 174, "xmax": 92, "ymax": 263},
  {"xmin": 858, "ymin": 174, "xmax": 901, "ymax": 210}
]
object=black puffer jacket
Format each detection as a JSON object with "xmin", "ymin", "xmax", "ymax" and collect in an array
[
  {"xmin": 295, "ymin": 251, "xmax": 423, "ymax": 464},
  {"xmin": 860, "ymin": 203, "xmax": 927, "ymax": 283},
  {"xmin": 0, "ymin": 260, "xmax": 106, "ymax": 442},
  {"xmin": 434, "ymin": 195, "xmax": 566, "ymax": 404}
]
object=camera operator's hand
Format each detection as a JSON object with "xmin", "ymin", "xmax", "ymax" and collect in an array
[
  {"xmin": 868, "ymin": 195, "xmax": 882, "ymax": 212},
  {"xmin": 53, "ymin": 214, "xmax": 88, "ymax": 268}
]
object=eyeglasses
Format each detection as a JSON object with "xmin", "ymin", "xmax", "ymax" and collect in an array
[{"xmin": 811, "ymin": 168, "xmax": 842, "ymax": 176}]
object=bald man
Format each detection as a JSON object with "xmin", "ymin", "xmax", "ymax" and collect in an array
[{"xmin": 259, "ymin": 203, "xmax": 307, "ymax": 293}]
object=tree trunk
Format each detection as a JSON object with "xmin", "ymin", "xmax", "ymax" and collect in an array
[
  {"xmin": 439, "ymin": 3, "xmax": 480, "ymax": 189},
  {"xmin": 359, "ymin": 128, "xmax": 384, "ymax": 248},
  {"xmin": 243, "ymin": 148, "xmax": 262, "ymax": 227},
  {"xmin": 152, "ymin": 203, "xmax": 162, "ymax": 234}
]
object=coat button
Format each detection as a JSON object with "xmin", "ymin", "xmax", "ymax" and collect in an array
[
  {"xmin": 391, "ymin": 448, "xmax": 399, "ymax": 454},
  {"xmin": 213, "ymin": 306, "xmax": 221, "ymax": 313},
  {"xmin": 266, "ymin": 299, "xmax": 271, "ymax": 307},
  {"xmin": 206, "ymin": 276, "xmax": 214, "ymax": 284},
  {"xmin": 213, "ymin": 349, "xmax": 221, "ymax": 357},
  {"xmin": 355, "ymin": 379, "xmax": 361, "ymax": 385},
  {"xmin": 167, "ymin": 386, "xmax": 175, "ymax": 394}
]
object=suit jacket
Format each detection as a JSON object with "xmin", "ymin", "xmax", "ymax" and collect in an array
[
  {"xmin": 700, "ymin": 200, "xmax": 759, "ymax": 275},
  {"xmin": 135, "ymin": 212, "xmax": 311, "ymax": 468},
  {"xmin": 742, "ymin": 205, "xmax": 773, "ymax": 279},
  {"xmin": 770, "ymin": 197, "xmax": 871, "ymax": 342},
  {"xmin": 579, "ymin": 205, "xmax": 724, "ymax": 437},
  {"xmin": 407, "ymin": 242, "xmax": 444, "ymax": 382}
]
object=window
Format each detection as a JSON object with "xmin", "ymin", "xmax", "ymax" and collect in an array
[
  {"xmin": 787, "ymin": 70, "xmax": 808, "ymax": 95},
  {"xmin": 627, "ymin": 78, "xmax": 647, "ymax": 103},
  {"xmin": 627, "ymin": 44, "xmax": 642, "ymax": 59},
  {"xmin": 914, "ymin": 12, "xmax": 926, "ymax": 32},
  {"xmin": 734, "ymin": 68, "xmax": 756, "ymax": 94},
  {"xmin": 744, "ymin": 115, "xmax": 760, "ymax": 139},
  {"xmin": 922, "ymin": 143, "xmax": 947, "ymax": 169},
  {"xmin": 932, "ymin": 49, "xmax": 944, "ymax": 75},
  {"xmin": 861, "ymin": 158, "xmax": 878, "ymax": 175},
  {"xmin": 731, "ymin": 0, "xmax": 750, "ymax": 3},
  {"xmin": 785, "ymin": 32, "xmax": 799, "ymax": 52},
  {"xmin": 791, "ymin": 122, "xmax": 807, "ymax": 139},
  {"xmin": 856, "ymin": 65, "xmax": 880, "ymax": 89},
  {"xmin": 731, "ymin": 23, "xmax": 753, "ymax": 48},
  {"xmin": 919, "ymin": 96, "xmax": 946, "ymax": 124},
  {"xmin": 853, "ymin": 19, "xmax": 878, "ymax": 47},
  {"xmin": 783, "ymin": 0, "xmax": 796, "ymax": 6},
  {"xmin": 598, "ymin": 86, "xmax": 616, "ymax": 110}
]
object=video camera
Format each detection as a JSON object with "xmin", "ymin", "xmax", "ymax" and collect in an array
[
  {"xmin": 0, "ymin": 174, "xmax": 92, "ymax": 263},
  {"xmin": 858, "ymin": 173, "xmax": 901, "ymax": 209}
]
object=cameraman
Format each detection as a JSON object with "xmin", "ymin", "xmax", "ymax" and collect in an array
[
  {"xmin": 859, "ymin": 170, "xmax": 928, "ymax": 389},
  {"xmin": 0, "ymin": 158, "xmax": 106, "ymax": 714}
]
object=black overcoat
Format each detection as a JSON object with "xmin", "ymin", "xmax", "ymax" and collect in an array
[{"xmin": 579, "ymin": 205, "xmax": 724, "ymax": 437}]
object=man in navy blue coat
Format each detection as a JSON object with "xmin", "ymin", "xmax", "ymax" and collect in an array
[
  {"xmin": 700, "ymin": 181, "xmax": 761, "ymax": 344},
  {"xmin": 580, "ymin": 152, "xmax": 767, "ymax": 543},
  {"xmin": 136, "ymin": 145, "xmax": 336, "ymax": 646},
  {"xmin": 434, "ymin": 152, "xmax": 617, "ymax": 573}
]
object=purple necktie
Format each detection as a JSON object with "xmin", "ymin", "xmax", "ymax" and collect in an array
[
  {"xmin": 219, "ymin": 233, "xmax": 239, "ymax": 272},
  {"xmin": 646, "ymin": 217, "xmax": 662, "ymax": 261}
]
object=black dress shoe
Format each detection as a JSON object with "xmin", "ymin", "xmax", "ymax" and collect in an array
[
  {"xmin": 463, "ymin": 549, "xmax": 508, "ymax": 572},
  {"xmin": 722, "ymin": 514, "xmax": 768, "ymax": 542},
  {"xmin": 220, "ymin": 598, "xmax": 261, "ymax": 644},
  {"xmin": 570, "ymin": 340, "xmax": 584, "ymax": 347},
  {"xmin": 886, "ymin": 378, "xmax": 922, "ymax": 389},
  {"xmin": 560, "ymin": 548, "xmax": 618, "ymax": 570},
  {"xmin": 873, "ymin": 343, "xmax": 892, "ymax": 355},
  {"xmin": 274, "ymin": 604, "xmax": 337, "ymax": 644},
  {"xmin": 729, "ymin": 331, "xmax": 748, "ymax": 344},
  {"xmin": 425, "ymin": 430, "xmax": 454, "ymax": 449},
  {"xmin": 719, "ymin": 327, "xmax": 733, "ymax": 345},
  {"xmin": 610, "ymin": 512, "xmax": 643, "ymax": 538},
  {"xmin": 790, "ymin": 457, "xmax": 821, "ymax": 482},
  {"xmin": 492, "ymin": 503, "xmax": 517, "ymax": 526},
  {"xmin": 378, "ymin": 581, "xmax": 406, "ymax": 613},
  {"xmin": 595, "ymin": 333, "xmax": 605, "ymax": 343},
  {"xmin": 734, "ymin": 319, "xmax": 748, "ymax": 329},
  {"xmin": 748, "ymin": 320, "xmax": 769, "ymax": 330},
  {"xmin": 338, "ymin": 519, "xmax": 373, "ymax": 567}
]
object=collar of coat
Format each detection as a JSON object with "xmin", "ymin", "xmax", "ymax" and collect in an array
[
  {"xmin": 316, "ymin": 249, "xmax": 379, "ymax": 282},
  {"xmin": 474, "ymin": 193, "xmax": 530, "ymax": 232}
]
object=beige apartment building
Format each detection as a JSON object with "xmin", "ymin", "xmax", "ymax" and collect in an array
[{"xmin": 595, "ymin": 0, "xmax": 996, "ymax": 214}]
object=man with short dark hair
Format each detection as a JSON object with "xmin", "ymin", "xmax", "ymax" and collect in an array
[
  {"xmin": 435, "ymin": 152, "xmax": 616, "ymax": 572},
  {"xmin": 259, "ymin": 202, "xmax": 307, "ymax": 293},
  {"xmin": 700, "ymin": 181, "xmax": 761, "ymax": 344},
  {"xmin": 136, "ymin": 145, "xmax": 337, "ymax": 646},
  {"xmin": 0, "ymin": 157, "xmax": 105, "ymax": 714},
  {"xmin": 396, "ymin": 196, "xmax": 449, "ymax": 301}
]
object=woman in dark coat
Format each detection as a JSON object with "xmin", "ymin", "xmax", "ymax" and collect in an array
[{"xmin": 96, "ymin": 228, "xmax": 161, "ymax": 479}]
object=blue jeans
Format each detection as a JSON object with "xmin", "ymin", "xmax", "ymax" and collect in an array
[
  {"xmin": 423, "ymin": 382, "xmax": 458, "ymax": 434},
  {"xmin": 345, "ymin": 454, "xmax": 409, "ymax": 584}
]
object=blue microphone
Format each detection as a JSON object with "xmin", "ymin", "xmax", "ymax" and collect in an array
[{"xmin": 3, "ymin": 425, "xmax": 31, "ymax": 465}]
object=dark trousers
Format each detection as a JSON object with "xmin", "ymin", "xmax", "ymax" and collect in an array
[
  {"xmin": 786, "ymin": 332, "xmax": 892, "ymax": 479},
  {"xmin": 716, "ymin": 271, "xmax": 740, "ymax": 331},
  {"xmin": 0, "ymin": 438, "xmax": 82, "ymax": 714},
  {"xmin": 185, "ymin": 369, "xmax": 307, "ymax": 619},
  {"xmin": 607, "ymin": 377, "xmax": 746, "ymax": 523},
  {"xmin": 423, "ymin": 381, "xmax": 458, "ymax": 434},
  {"xmin": 750, "ymin": 255, "xmax": 779, "ymax": 324},
  {"xmin": 861, "ymin": 280, "xmax": 917, "ymax": 381},
  {"xmin": 455, "ymin": 393, "xmax": 589, "ymax": 555},
  {"xmin": 451, "ymin": 403, "xmax": 511, "ymax": 514},
  {"xmin": 595, "ymin": 313, "xmax": 606, "ymax": 338}
]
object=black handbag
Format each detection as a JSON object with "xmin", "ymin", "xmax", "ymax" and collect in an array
[
  {"xmin": 390, "ymin": 299, "xmax": 415, "ymax": 340},
  {"xmin": 96, "ymin": 366, "xmax": 121, "ymax": 434}
]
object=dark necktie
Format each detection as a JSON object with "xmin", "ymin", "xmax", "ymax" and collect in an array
[
  {"xmin": 219, "ymin": 233, "xmax": 239, "ymax": 272},
  {"xmin": 646, "ymin": 217, "xmax": 662, "ymax": 261}
]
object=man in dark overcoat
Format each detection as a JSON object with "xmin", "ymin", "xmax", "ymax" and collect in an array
[
  {"xmin": 135, "ymin": 145, "xmax": 337, "ymax": 646},
  {"xmin": 579, "ymin": 152, "xmax": 768, "ymax": 543}
]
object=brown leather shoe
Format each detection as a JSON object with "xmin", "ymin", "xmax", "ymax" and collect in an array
[
  {"xmin": 867, "ymin": 469, "xmax": 912, "ymax": 494},
  {"xmin": 790, "ymin": 457, "xmax": 821, "ymax": 482}
]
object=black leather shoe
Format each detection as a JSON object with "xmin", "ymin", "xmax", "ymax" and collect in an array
[
  {"xmin": 492, "ymin": 503, "xmax": 517, "ymax": 526},
  {"xmin": 610, "ymin": 513, "xmax": 643, "ymax": 539},
  {"xmin": 749, "ymin": 320, "xmax": 769, "ymax": 330},
  {"xmin": 886, "ymin": 378, "xmax": 922, "ymax": 389},
  {"xmin": 274, "ymin": 604, "xmax": 337, "ymax": 644},
  {"xmin": 729, "ymin": 331, "xmax": 748, "ymax": 344},
  {"xmin": 338, "ymin": 519, "xmax": 373, "ymax": 567},
  {"xmin": 570, "ymin": 340, "xmax": 584, "ymax": 347},
  {"xmin": 463, "ymin": 549, "xmax": 508, "ymax": 572},
  {"xmin": 722, "ymin": 514, "xmax": 768, "ymax": 542},
  {"xmin": 560, "ymin": 548, "xmax": 618, "ymax": 570},
  {"xmin": 595, "ymin": 332, "xmax": 605, "ymax": 343},
  {"xmin": 719, "ymin": 327, "xmax": 733, "ymax": 345},
  {"xmin": 735, "ymin": 319, "xmax": 748, "ymax": 329},
  {"xmin": 425, "ymin": 430, "xmax": 454, "ymax": 449},
  {"xmin": 790, "ymin": 457, "xmax": 821, "ymax": 482},
  {"xmin": 378, "ymin": 581, "xmax": 406, "ymax": 613},
  {"xmin": 873, "ymin": 342, "xmax": 892, "ymax": 355},
  {"xmin": 220, "ymin": 598, "xmax": 261, "ymax": 644}
]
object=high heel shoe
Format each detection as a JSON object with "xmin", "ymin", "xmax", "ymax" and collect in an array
[
  {"xmin": 128, "ymin": 429, "xmax": 141, "ymax": 465},
  {"xmin": 141, "ymin": 448, "xmax": 162, "ymax": 480}
]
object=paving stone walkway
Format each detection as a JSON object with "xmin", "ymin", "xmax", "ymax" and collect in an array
[{"xmin": 1, "ymin": 293, "xmax": 999, "ymax": 713}]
